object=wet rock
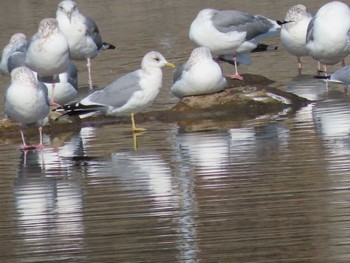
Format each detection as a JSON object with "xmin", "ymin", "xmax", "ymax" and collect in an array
[{"xmin": 0, "ymin": 74, "xmax": 311, "ymax": 135}]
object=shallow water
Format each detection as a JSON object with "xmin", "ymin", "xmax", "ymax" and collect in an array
[{"xmin": 1, "ymin": 0, "xmax": 350, "ymax": 262}]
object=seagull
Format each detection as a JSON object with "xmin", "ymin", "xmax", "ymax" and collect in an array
[
  {"xmin": 189, "ymin": 8, "xmax": 285, "ymax": 80},
  {"xmin": 315, "ymin": 64, "xmax": 350, "ymax": 93},
  {"xmin": 4, "ymin": 66, "xmax": 50, "ymax": 150},
  {"xmin": 0, "ymin": 33, "xmax": 27, "ymax": 75},
  {"xmin": 280, "ymin": 4, "xmax": 313, "ymax": 74},
  {"xmin": 56, "ymin": 0, "xmax": 116, "ymax": 89},
  {"xmin": 25, "ymin": 18, "xmax": 71, "ymax": 106},
  {"xmin": 171, "ymin": 47, "xmax": 227, "ymax": 98},
  {"xmin": 306, "ymin": 1, "xmax": 350, "ymax": 75},
  {"xmin": 54, "ymin": 51, "xmax": 175, "ymax": 132}
]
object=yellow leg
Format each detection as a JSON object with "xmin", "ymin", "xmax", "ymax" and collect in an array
[{"xmin": 131, "ymin": 112, "xmax": 146, "ymax": 133}]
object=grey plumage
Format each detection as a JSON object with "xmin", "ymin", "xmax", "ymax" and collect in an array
[{"xmin": 212, "ymin": 10, "xmax": 276, "ymax": 41}]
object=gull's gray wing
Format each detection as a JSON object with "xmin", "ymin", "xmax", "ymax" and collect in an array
[
  {"xmin": 83, "ymin": 70, "xmax": 142, "ymax": 108},
  {"xmin": 8, "ymin": 51, "xmax": 25, "ymax": 73},
  {"xmin": 212, "ymin": 10, "xmax": 275, "ymax": 40},
  {"xmin": 306, "ymin": 17, "xmax": 315, "ymax": 43},
  {"xmin": 173, "ymin": 64, "xmax": 187, "ymax": 82},
  {"xmin": 67, "ymin": 63, "xmax": 78, "ymax": 90},
  {"xmin": 39, "ymin": 81, "xmax": 50, "ymax": 107},
  {"xmin": 84, "ymin": 15, "xmax": 103, "ymax": 50}
]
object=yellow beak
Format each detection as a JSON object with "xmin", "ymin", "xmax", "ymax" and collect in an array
[{"xmin": 166, "ymin": 62, "xmax": 176, "ymax": 68}]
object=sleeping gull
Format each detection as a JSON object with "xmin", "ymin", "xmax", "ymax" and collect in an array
[
  {"xmin": 4, "ymin": 66, "xmax": 50, "ymax": 150},
  {"xmin": 25, "ymin": 18, "xmax": 71, "ymax": 106},
  {"xmin": 189, "ymin": 8, "xmax": 285, "ymax": 80},
  {"xmin": 56, "ymin": 0, "xmax": 116, "ymax": 89},
  {"xmin": 171, "ymin": 47, "xmax": 227, "ymax": 98},
  {"xmin": 54, "ymin": 51, "xmax": 175, "ymax": 132},
  {"xmin": 0, "ymin": 33, "xmax": 27, "ymax": 75},
  {"xmin": 306, "ymin": 1, "xmax": 350, "ymax": 75},
  {"xmin": 280, "ymin": 4, "xmax": 313, "ymax": 74}
]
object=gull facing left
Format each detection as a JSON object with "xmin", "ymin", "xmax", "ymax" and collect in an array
[
  {"xmin": 4, "ymin": 66, "xmax": 50, "ymax": 150},
  {"xmin": 280, "ymin": 4, "xmax": 313, "ymax": 74},
  {"xmin": 55, "ymin": 51, "xmax": 175, "ymax": 132}
]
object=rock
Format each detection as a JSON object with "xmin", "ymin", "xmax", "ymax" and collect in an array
[{"xmin": 0, "ymin": 74, "xmax": 311, "ymax": 134}]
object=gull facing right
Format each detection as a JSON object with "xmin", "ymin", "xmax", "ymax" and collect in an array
[
  {"xmin": 55, "ymin": 51, "xmax": 175, "ymax": 132},
  {"xmin": 189, "ymin": 8, "xmax": 285, "ymax": 80}
]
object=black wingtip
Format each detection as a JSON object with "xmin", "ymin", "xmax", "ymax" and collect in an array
[
  {"xmin": 314, "ymin": 75, "xmax": 330, "ymax": 80},
  {"xmin": 102, "ymin": 42, "xmax": 116, "ymax": 50},
  {"xmin": 252, "ymin": 43, "xmax": 278, "ymax": 53},
  {"xmin": 277, "ymin": 20, "xmax": 291, "ymax": 25}
]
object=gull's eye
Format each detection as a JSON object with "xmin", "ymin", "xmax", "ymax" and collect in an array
[{"xmin": 155, "ymin": 57, "xmax": 160, "ymax": 62}]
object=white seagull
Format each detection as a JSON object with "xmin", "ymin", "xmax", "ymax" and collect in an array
[
  {"xmin": 55, "ymin": 51, "xmax": 175, "ymax": 132},
  {"xmin": 4, "ymin": 66, "xmax": 50, "ymax": 150},
  {"xmin": 171, "ymin": 47, "xmax": 227, "ymax": 98},
  {"xmin": 25, "ymin": 18, "xmax": 71, "ymax": 106},
  {"xmin": 56, "ymin": 0, "xmax": 116, "ymax": 89},
  {"xmin": 0, "ymin": 33, "xmax": 27, "ymax": 75},
  {"xmin": 189, "ymin": 8, "xmax": 285, "ymax": 80},
  {"xmin": 306, "ymin": 1, "xmax": 350, "ymax": 74},
  {"xmin": 280, "ymin": 4, "xmax": 313, "ymax": 74}
]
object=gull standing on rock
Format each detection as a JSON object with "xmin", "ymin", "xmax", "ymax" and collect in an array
[
  {"xmin": 4, "ymin": 66, "xmax": 50, "ymax": 150},
  {"xmin": 0, "ymin": 33, "xmax": 27, "ymax": 75},
  {"xmin": 306, "ymin": 1, "xmax": 350, "ymax": 75},
  {"xmin": 171, "ymin": 47, "xmax": 227, "ymax": 98},
  {"xmin": 189, "ymin": 8, "xmax": 285, "ymax": 80},
  {"xmin": 25, "ymin": 18, "xmax": 71, "ymax": 106},
  {"xmin": 56, "ymin": 0, "xmax": 116, "ymax": 89},
  {"xmin": 280, "ymin": 4, "xmax": 313, "ymax": 75},
  {"xmin": 55, "ymin": 51, "xmax": 175, "ymax": 132}
]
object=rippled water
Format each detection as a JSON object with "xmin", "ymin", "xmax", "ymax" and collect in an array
[{"xmin": 1, "ymin": 0, "xmax": 350, "ymax": 262}]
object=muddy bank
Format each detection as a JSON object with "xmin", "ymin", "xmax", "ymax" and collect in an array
[{"xmin": 0, "ymin": 74, "xmax": 311, "ymax": 137}]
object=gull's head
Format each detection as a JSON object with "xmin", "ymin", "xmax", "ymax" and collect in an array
[
  {"xmin": 188, "ymin": 47, "xmax": 212, "ymax": 65},
  {"xmin": 141, "ymin": 51, "xmax": 175, "ymax": 70},
  {"xmin": 9, "ymin": 33, "xmax": 26, "ymax": 45},
  {"xmin": 57, "ymin": 0, "xmax": 78, "ymax": 22},
  {"xmin": 10, "ymin": 66, "xmax": 37, "ymax": 86},
  {"xmin": 196, "ymin": 8, "xmax": 216, "ymax": 20},
  {"xmin": 37, "ymin": 18, "xmax": 60, "ymax": 38},
  {"xmin": 285, "ymin": 4, "xmax": 311, "ymax": 22}
]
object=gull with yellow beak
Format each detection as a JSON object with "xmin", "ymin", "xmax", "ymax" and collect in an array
[{"xmin": 55, "ymin": 51, "xmax": 175, "ymax": 132}]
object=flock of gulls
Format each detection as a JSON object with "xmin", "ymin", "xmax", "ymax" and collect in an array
[{"xmin": 2, "ymin": 0, "xmax": 350, "ymax": 151}]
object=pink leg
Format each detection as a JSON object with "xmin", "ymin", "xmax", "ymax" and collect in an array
[
  {"xmin": 87, "ymin": 58, "xmax": 93, "ymax": 89},
  {"xmin": 18, "ymin": 129, "xmax": 35, "ymax": 150},
  {"xmin": 297, "ymin": 57, "xmax": 302, "ymax": 75},
  {"xmin": 34, "ymin": 126, "xmax": 44, "ymax": 150},
  {"xmin": 49, "ymin": 83, "xmax": 61, "ymax": 106},
  {"xmin": 225, "ymin": 57, "xmax": 244, "ymax": 80}
]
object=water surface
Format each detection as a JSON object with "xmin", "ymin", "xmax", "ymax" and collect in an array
[{"xmin": 1, "ymin": 0, "xmax": 350, "ymax": 262}]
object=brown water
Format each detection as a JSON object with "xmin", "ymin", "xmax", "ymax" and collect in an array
[{"xmin": 1, "ymin": 0, "xmax": 350, "ymax": 262}]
